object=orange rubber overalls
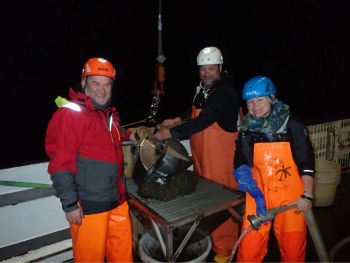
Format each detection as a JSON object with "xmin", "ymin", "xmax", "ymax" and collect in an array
[
  {"xmin": 69, "ymin": 201, "xmax": 133, "ymax": 262},
  {"xmin": 237, "ymin": 142, "xmax": 306, "ymax": 262},
  {"xmin": 190, "ymin": 106, "xmax": 239, "ymax": 257}
]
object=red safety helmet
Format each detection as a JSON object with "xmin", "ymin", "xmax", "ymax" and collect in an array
[{"xmin": 81, "ymin": 57, "xmax": 116, "ymax": 80}]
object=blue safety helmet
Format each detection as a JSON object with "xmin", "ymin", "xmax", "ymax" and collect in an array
[{"xmin": 242, "ymin": 76, "xmax": 276, "ymax": 101}]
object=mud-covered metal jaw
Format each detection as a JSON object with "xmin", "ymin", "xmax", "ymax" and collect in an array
[{"xmin": 138, "ymin": 138, "xmax": 192, "ymax": 176}]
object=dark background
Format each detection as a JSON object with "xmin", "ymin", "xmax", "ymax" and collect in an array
[{"xmin": 1, "ymin": 0, "xmax": 350, "ymax": 168}]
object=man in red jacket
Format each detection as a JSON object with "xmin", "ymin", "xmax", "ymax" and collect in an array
[{"xmin": 45, "ymin": 57, "xmax": 134, "ymax": 262}]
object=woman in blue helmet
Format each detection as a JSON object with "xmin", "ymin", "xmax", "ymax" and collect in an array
[{"xmin": 233, "ymin": 76, "xmax": 315, "ymax": 262}]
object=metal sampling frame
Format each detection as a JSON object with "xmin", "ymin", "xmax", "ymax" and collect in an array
[{"xmin": 127, "ymin": 176, "xmax": 244, "ymax": 262}]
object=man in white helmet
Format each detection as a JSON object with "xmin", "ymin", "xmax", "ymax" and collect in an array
[{"xmin": 154, "ymin": 46, "xmax": 240, "ymax": 263}]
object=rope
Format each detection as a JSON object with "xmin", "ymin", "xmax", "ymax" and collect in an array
[{"xmin": 0, "ymin": 180, "xmax": 53, "ymax": 189}]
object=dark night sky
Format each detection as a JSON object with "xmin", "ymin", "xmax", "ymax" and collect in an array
[{"xmin": 1, "ymin": 0, "xmax": 350, "ymax": 168}]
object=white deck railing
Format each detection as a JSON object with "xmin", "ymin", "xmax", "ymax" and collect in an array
[{"xmin": 307, "ymin": 118, "xmax": 350, "ymax": 169}]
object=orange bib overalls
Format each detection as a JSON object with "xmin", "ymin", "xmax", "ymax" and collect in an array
[
  {"xmin": 237, "ymin": 142, "xmax": 306, "ymax": 262},
  {"xmin": 70, "ymin": 201, "xmax": 133, "ymax": 262},
  {"xmin": 190, "ymin": 106, "xmax": 239, "ymax": 257}
]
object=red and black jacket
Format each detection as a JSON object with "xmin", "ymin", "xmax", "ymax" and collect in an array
[{"xmin": 45, "ymin": 88, "xmax": 130, "ymax": 214}]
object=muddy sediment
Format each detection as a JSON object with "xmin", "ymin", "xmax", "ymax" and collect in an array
[{"xmin": 137, "ymin": 170, "xmax": 199, "ymax": 201}]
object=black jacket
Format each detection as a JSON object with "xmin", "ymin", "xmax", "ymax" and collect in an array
[
  {"xmin": 234, "ymin": 116, "xmax": 315, "ymax": 177},
  {"xmin": 170, "ymin": 71, "xmax": 239, "ymax": 139}
]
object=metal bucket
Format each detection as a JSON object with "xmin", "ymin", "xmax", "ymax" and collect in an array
[{"xmin": 138, "ymin": 230, "xmax": 211, "ymax": 263}]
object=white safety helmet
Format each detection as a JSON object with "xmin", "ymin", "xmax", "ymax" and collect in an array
[{"xmin": 196, "ymin": 46, "xmax": 223, "ymax": 66}]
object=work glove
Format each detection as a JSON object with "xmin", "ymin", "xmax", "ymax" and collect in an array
[{"xmin": 234, "ymin": 165, "xmax": 267, "ymax": 216}]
